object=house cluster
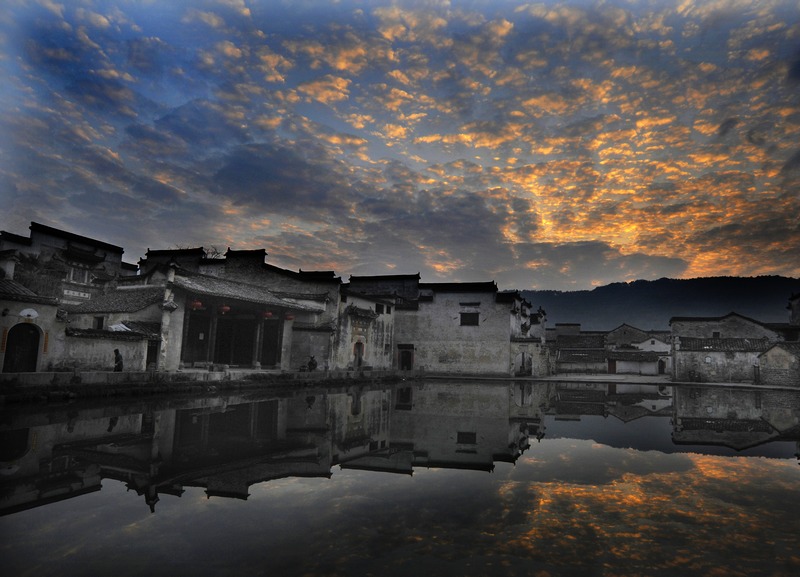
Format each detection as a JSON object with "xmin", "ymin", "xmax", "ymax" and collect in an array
[
  {"xmin": 1, "ymin": 222, "xmax": 798, "ymax": 386},
  {"xmin": 544, "ymin": 305, "xmax": 800, "ymax": 386},
  {"xmin": 547, "ymin": 322, "xmax": 673, "ymax": 376},
  {"xmin": 1, "ymin": 223, "xmax": 546, "ymax": 378}
]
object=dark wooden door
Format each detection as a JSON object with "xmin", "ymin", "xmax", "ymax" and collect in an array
[{"xmin": 3, "ymin": 324, "xmax": 40, "ymax": 373}]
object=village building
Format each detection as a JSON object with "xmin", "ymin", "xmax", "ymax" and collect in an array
[
  {"xmin": 1, "ymin": 277, "xmax": 61, "ymax": 373},
  {"xmin": 0, "ymin": 222, "xmax": 136, "ymax": 306},
  {"xmin": 605, "ymin": 324, "xmax": 672, "ymax": 375},
  {"xmin": 65, "ymin": 247, "xmax": 398, "ymax": 373},
  {"xmin": 347, "ymin": 276, "xmax": 547, "ymax": 376},
  {"xmin": 551, "ymin": 331, "xmax": 607, "ymax": 374},
  {"xmin": 789, "ymin": 293, "xmax": 800, "ymax": 326},
  {"xmin": 670, "ymin": 312, "xmax": 789, "ymax": 383},
  {"xmin": 758, "ymin": 342, "xmax": 800, "ymax": 387}
]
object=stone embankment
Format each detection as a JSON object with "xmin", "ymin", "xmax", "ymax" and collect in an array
[{"xmin": 0, "ymin": 368, "xmax": 417, "ymax": 404}]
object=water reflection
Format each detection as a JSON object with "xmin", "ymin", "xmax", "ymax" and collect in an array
[{"xmin": 1, "ymin": 381, "xmax": 799, "ymax": 576}]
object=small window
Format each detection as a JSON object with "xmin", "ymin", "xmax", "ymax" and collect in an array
[
  {"xmin": 712, "ymin": 331, "xmax": 720, "ymax": 338},
  {"xmin": 457, "ymin": 432, "xmax": 477, "ymax": 444},
  {"xmin": 375, "ymin": 303, "xmax": 384, "ymax": 314},
  {"xmin": 651, "ymin": 339, "xmax": 655, "ymax": 345},
  {"xmin": 93, "ymin": 316, "xmax": 104, "ymax": 329},
  {"xmin": 387, "ymin": 306, "xmax": 391, "ymax": 314},
  {"xmin": 460, "ymin": 312, "xmax": 479, "ymax": 326},
  {"xmin": 70, "ymin": 267, "xmax": 89, "ymax": 284}
]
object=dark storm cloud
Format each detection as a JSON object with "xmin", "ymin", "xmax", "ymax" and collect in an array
[
  {"xmin": 127, "ymin": 37, "xmax": 173, "ymax": 75},
  {"xmin": 780, "ymin": 149, "xmax": 800, "ymax": 174},
  {"xmin": 717, "ymin": 117, "xmax": 739, "ymax": 138},
  {"xmin": 123, "ymin": 123, "xmax": 189, "ymax": 157},
  {"xmin": 212, "ymin": 143, "xmax": 360, "ymax": 215}
]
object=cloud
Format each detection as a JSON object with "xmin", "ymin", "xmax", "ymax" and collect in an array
[{"xmin": 2, "ymin": 0, "xmax": 799, "ymax": 290}]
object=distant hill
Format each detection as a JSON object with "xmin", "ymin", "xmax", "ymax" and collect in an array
[{"xmin": 521, "ymin": 276, "xmax": 799, "ymax": 331}]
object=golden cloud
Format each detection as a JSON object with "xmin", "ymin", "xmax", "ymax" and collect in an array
[{"xmin": 297, "ymin": 75, "xmax": 351, "ymax": 105}]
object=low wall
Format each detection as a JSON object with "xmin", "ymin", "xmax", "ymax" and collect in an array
[{"xmin": 0, "ymin": 368, "xmax": 418, "ymax": 402}]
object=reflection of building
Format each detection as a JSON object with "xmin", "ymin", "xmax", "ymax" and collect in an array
[
  {"xmin": 2, "ymin": 381, "xmax": 798, "ymax": 516},
  {"xmin": 343, "ymin": 382, "xmax": 539, "ymax": 474},
  {"xmin": 0, "ymin": 386, "xmax": 391, "ymax": 514},
  {"xmin": 672, "ymin": 385, "xmax": 800, "ymax": 450},
  {"xmin": 547, "ymin": 382, "xmax": 673, "ymax": 422}
]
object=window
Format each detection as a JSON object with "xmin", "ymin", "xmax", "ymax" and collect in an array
[
  {"xmin": 387, "ymin": 306, "xmax": 391, "ymax": 314},
  {"xmin": 375, "ymin": 303, "xmax": 384, "ymax": 314},
  {"xmin": 712, "ymin": 331, "xmax": 720, "ymax": 338},
  {"xmin": 69, "ymin": 267, "xmax": 89, "ymax": 284},
  {"xmin": 457, "ymin": 432, "xmax": 477, "ymax": 444},
  {"xmin": 460, "ymin": 312, "xmax": 479, "ymax": 326},
  {"xmin": 93, "ymin": 316, "xmax": 104, "ymax": 329}
]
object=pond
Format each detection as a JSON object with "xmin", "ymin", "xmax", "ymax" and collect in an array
[{"xmin": 1, "ymin": 380, "xmax": 799, "ymax": 577}]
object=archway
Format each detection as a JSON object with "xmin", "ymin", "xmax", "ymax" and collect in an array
[{"xmin": 3, "ymin": 323, "xmax": 40, "ymax": 373}]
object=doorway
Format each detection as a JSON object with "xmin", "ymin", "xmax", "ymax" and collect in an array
[
  {"xmin": 2, "ymin": 323, "xmax": 40, "ymax": 373},
  {"xmin": 398, "ymin": 346, "xmax": 414, "ymax": 370},
  {"xmin": 353, "ymin": 341, "xmax": 364, "ymax": 368}
]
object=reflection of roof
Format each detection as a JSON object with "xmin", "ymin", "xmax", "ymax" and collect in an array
[
  {"xmin": 679, "ymin": 337, "xmax": 772, "ymax": 352},
  {"xmin": 67, "ymin": 286, "xmax": 164, "ymax": 313},
  {"xmin": 173, "ymin": 272, "xmax": 323, "ymax": 312},
  {"xmin": 673, "ymin": 418, "xmax": 777, "ymax": 450}
]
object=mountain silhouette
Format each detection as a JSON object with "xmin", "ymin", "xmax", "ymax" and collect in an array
[{"xmin": 521, "ymin": 276, "xmax": 799, "ymax": 331}]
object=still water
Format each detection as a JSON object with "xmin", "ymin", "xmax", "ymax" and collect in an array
[{"xmin": 1, "ymin": 380, "xmax": 798, "ymax": 577}]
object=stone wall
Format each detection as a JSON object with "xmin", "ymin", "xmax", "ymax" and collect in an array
[
  {"xmin": 395, "ymin": 291, "xmax": 512, "ymax": 375},
  {"xmin": 674, "ymin": 350, "xmax": 759, "ymax": 383}
]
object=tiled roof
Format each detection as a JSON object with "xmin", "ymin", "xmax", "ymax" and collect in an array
[
  {"xmin": 173, "ymin": 272, "xmax": 323, "ymax": 312},
  {"xmin": 669, "ymin": 312, "xmax": 773, "ymax": 330},
  {"xmin": 0, "ymin": 279, "xmax": 59, "ymax": 304},
  {"xmin": 119, "ymin": 321, "xmax": 161, "ymax": 339},
  {"xmin": 558, "ymin": 349, "xmax": 607, "ymax": 363},
  {"xmin": 65, "ymin": 327, "xmax": 151, "ymax": 341},
  {"xmin": 419, "ymin": 281, "xmax": 498, "ymax": 293},
  {"xmin": 607, "ymin": 350, "xmax": 662, "ymax": 362},
  {"xmin": 0, "ymin": 279, "xmax": 39, "ymax": 297},
  {"xmin": 678, "ymin": 337, "xmax": 772, "ymax": 352},
  {"xmin": 67, "ymin": 286, "xmax": 164, "ymax": 313},
  {"xmin": 557, "ymin": 334, "xmax": 606, "ymax": 348}
]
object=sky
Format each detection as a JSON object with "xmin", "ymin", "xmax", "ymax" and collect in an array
[{"xmin": 1, "ymin": 0, "xmax": 799, "ymax": 291}]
